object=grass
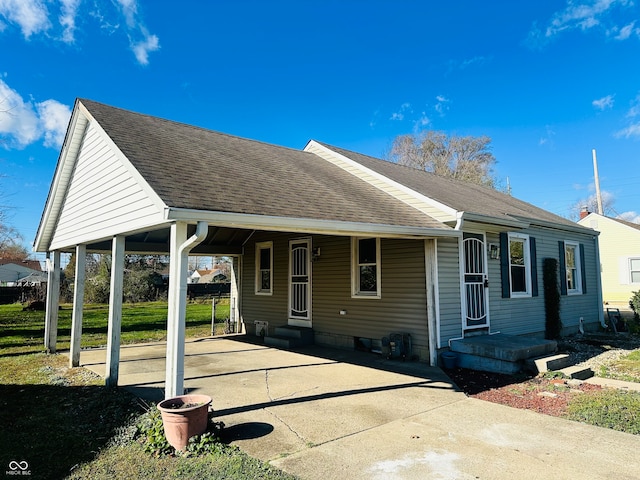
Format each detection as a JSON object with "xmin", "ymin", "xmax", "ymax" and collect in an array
[
  {"xmin": 599, "ymin": 350, "xmax": 640, "ymax": 383},
  {"xmin": 0, "ymin": 301, "xmax": 296, "ymax": 480},
  {"xmin": 0, "ymin": 299, "xmax": 229, "ymax": 356},
  {"xmin": 565, "ymin": 389, "xmax": 640, "ymax": 435}
]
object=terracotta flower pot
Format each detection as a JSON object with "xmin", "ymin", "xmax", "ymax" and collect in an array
[{"xmin": 157, "ymin": 394, "xmax": 212, "ymax": 451}]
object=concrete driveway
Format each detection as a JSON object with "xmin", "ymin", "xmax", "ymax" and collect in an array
[{"xmin": 78, "ymin": 336, "xmax": 639, "ymax": 480}]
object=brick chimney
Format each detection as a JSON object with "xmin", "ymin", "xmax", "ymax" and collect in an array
[{"xmin": 579, "ymin": 206, "xmax": 590, "ymax": 219}]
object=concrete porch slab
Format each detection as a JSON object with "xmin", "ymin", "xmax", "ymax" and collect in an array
[{"xmin": 450, "ymin": 333, "xmax": 557, "ymax": 362}]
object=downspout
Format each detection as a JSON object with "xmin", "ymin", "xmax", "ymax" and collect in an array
[
  {"xmin": 594, "ymin": 234, "xmax": 606, "ymax": 328},
  {"xmin": 455, "ymin": 211, "xmax": 464, "ymax": 231},
  {"xmin": 166, "ymin": 221, "xmax": 209, "ymax": 398}
]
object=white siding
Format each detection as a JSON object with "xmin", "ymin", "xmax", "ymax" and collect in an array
[{"xmin": 49, "ymin": 121, "xmax": 165, "ymax": 250}]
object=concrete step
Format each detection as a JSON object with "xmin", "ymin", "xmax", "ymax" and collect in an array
[
  {"xmin": 264, "ymin": 326, "xmax": 314, "ymax": 350},
  {"xmin": 558, "ymin": 365, "xmax": 594, "ymax": 380},
  {"xmin": 455, "ymin": 352, "xmax": 523, "ymax": 375},
  {"xmin": 527, "ymin": 353, "xmax": 573, "ymax": 374}
]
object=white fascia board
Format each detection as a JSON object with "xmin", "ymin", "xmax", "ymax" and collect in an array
[
  {"xmin": 33, "ymin": 104, "xmax": 88, "ymax": 252},
  {"xmin": 304, "ymin": 140, "xmax": 459, "ymax": 220},
  {"xmin": 509, "ymin": 215, "xmax": 599, "ymax": 236},
  {"xmin": 165, "ymin": 208, "xmax": 462, "ymax": 239}
]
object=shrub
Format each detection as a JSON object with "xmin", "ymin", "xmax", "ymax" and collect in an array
[
  {"xmin": 543, "ymin": 258, "xmax": 562, "ymax": 339},
  {"xmin": 630, "ymin": 290, "xmax": 640, "ymax": 323}
]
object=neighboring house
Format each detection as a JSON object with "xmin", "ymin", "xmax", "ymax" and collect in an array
[
  {"xmin": 0, "ymin": 263, "xmax": 43, "ymax": 286},
  {"xmin": 34, "ymin": 99, "xmax": 603, "ymax": 393},
  {"xmin": 578, "ymin": 211, "xmax": 640, "ymax": 304},
  {"xmin": 189, "ymin": 268, "xmax": 227, "ymax": 283},
  {"xmin": 17, "ymin": 272, "xmax": 48, "ymax": 286}
]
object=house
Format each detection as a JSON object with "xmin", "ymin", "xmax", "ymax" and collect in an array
[
  {"xmin": 34, "ymin": 99, "xmax": 604, "ymax": 396},
  {"xmin": 578, "ymin": 211, "xmax": 640, "ymax": 305},
  {"xmin": 0, "ymin": 261, "xmax": 43, "ymax": 286},
  {"xmin": 189, "ymin": 268, "xmax": 227, "ymax": 284}
]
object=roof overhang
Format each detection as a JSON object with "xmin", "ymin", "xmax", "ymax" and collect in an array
[{"xmin": 165, "ymin": 207, "xmax": 462, "ymax": 239}]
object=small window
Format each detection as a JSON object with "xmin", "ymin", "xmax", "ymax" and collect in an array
[
  {"xmin": 352, "ymin": 237, "xmax": 381, "ymax": 298},
  {"xmin": 255, "ymin": 242, "xmax": 273, "ymax": 295},
  {"xmin": 630, "ymin": 258, "xmax": 640, "ymax": 284},
  {"xmin": 508, "ymin": 233, "xmax": 531, "ymax": 297},
  {"xmin": 564, "ymin": 241, "xmax": 582, "ymax": 295}
]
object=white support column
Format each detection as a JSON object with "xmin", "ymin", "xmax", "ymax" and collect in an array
[
  {"xmin": 44, "ymin": 251, "xmax": 61, "ymax": 353},
  {"xmin": 105, "ymin": 236, "xmax": 125, "ymax": 388},
  {"xmin": 424, "ymin": 239, "xmax": 439, "ymax": 366},
  {"xmin": 69, "ymin": 245, "xmax": 86, "ymax": 367},
  {"xmin": 165, "ymin": 221, "xmax": 208, "ymax": 399},
  {"xmin": 230, "ymin": 256, "xmax": 242, "ymax": 333}
]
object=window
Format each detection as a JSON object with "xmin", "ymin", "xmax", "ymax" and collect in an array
[
  {"xmin": 500, "ymin": 232, "xmax": 538, "ymax": 298},
  {"xmin": 565, "ymin": 242, "xmax": 581, "ymax": 294},
  {"xmin": 559, "ymin": 240, "xmax": 586, "ymax": 295},
  {"xmin": 508, "ymin": 234, "xmax": 531, "ymax": 297},
  {"xmin": 255, "ymin": 242, "xmax": 273, "ymax": 295},
  {"xmin": 352, "ymin": 237, "xmax": 381, "ymax": 298},
  {"xmin": 630, "ymin": 258, "xmax": 640, "ymax": 284}
]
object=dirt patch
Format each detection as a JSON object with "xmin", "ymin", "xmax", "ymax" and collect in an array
[{"xmin": 443, "ymin": 332, "xmax": 640, "ymax": 418}]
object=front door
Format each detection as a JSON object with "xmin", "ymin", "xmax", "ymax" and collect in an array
[
  {"xmin": 289, "ymin": 238, "xmax": 311, "ymax": 327},
  {"xmin": 463, "ymin": 233, "xmax": 489, "ymax": 330}
]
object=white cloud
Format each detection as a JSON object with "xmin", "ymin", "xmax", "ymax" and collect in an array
[
  {"xmin": 528, "ymin": 0, "xmax": 634, "ymax": 47},
  {"xmin": 0, "ymin": 79, "xmax": 70, "ymax": 149},
  {"xmin": 390, "ymin": 102, "xmax": 412, "ymax": 121},
  {"xmin": 36, "ymin": 99, "xmax": 72, "ymax": 147},
  {"xmin": 626, "ymin": 93, "xmax": 640, "ymax": 117},
  {"xmin": 0, "ymin": 0, "xmax": 159, "ymax": 64},
  {"xmin": 114, "ymin": 0, "xmax": 160, "ymax": 65},
  {"xmin": 592, "ymin": 94, "xmax": 615, "ymax": 110},
  {"xmin": 539, "ymin": 125, "xmax": 556, "ymax": 146},
  {"xmin": 614, "ymin": 122, "xmax": 640, "ymax": 138},
  {"xmin": 132, "ymin": 31, "xmax": 160, "ymax": 66},
  {"xmin": 412, "ymin": 113, "xmax": 431, "ymax": 132},
  {"xmin": 434, "ymin": 95, "xmax": 450, "ymax": 115},
  {"xmin": 59, "ymin": 0, "xmax": 81, "ymax": 43},
  {"xmin": 618, "ymin": 211, "xmax": 640, "ymax": 223},
  {"xmin": 0, "ymin": 0, "xmax": 50, "ymax": 38}
]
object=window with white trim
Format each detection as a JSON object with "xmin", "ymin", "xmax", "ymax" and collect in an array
[
  {"xmin": 255, "ymin": 241, "xmax": 273, "ymax": 295},
  {"xmin": 352, "ymin": 237, "xmax": 381, "ymax": 298},
  {"xmin": 508, "ymin": 233, "xmax": 531, "ymax": 297},
  {"xmin": 564, "ymin": 241, "xmax": 582, "ymax": 294},
  {"xmin": 630, "ymin": 258, "xmax": 640, "ymax": 284}
]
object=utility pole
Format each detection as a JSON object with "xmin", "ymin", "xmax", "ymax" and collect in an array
[{"xmin": 592, "ymin": 149, "xmax": 604, "ymax": 215}]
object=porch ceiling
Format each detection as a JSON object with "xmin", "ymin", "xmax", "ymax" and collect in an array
[{"xmin": 81, "ymin": 225, "xmax": 251, "ymax": 255}]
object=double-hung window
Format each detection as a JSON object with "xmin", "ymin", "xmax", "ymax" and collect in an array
[
  {"xmin": 564, "ymin": 241, "xmax": 583, "ymax": 295},
  {"xmin": 352, "ymin": 237, "xmax": 381, "ymax": 298},
  {"xmin": 630, "ymin": 258, "xmax": 640, "ymax": 284},
  {"xmin": 255, "ymin": 241, "xmax": 273, "ymax": 295},
  {"xmin": 500, "ymin": 232, "xmax": 538, "ymax": 298}
]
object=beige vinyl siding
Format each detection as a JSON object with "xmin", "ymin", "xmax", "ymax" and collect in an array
[
  {"xmin": 242, "ymin": 233, "xmax": 433, "ymax": 360},
  {"xmin": 580, "ymin": 215, "xmax": 640, "ymax": 303},
  {"xmin": 486, "ymin": 227, "xmax": 601, "ymax": 336},
  {"xmin": 50, "ymin": 122, "xmax": 164, "ymax": 250},
  {"xmin": 436, "ymin": 237, "xmax": 463, "ymax": 346}
]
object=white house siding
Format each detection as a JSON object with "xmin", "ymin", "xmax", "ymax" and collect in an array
[
  {"xmin": 435, "ymin": 237, "xmax": 463, "ymax": 347},
  {"xmin": 49, "ymin": 122, "xmax": 165, "ymax": 250},
  {"xmin": 579, "ymin": 215, "xmax": 640, "ymax": 304},
  {"xmin": 241, "ymin": 232, "xmax": 434, "ymax": 361},
  {"xmin": 486, "ymin": 227, "xmax": 601, "ymax": 337}
]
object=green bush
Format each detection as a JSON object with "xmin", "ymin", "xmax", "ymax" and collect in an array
[
  {"xmin": 630, "ymin": 290, "xmax": 640, "ymax": 323},
  {"xmin": 543, "ymin": 258, "xmax": 562, "ymax": 339}
]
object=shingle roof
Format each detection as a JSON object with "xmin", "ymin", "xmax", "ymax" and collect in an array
[
  {"xmin": 321, "ymin": 143, "xmax": 580, "ymax": 229},
  {"xmin": 80, "ymin": 99, "xmax": 448, "ymax": 231}
]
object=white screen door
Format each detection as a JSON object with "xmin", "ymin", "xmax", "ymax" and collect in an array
[
  {"xmin": 289, "ymin": 239, "xmax": 311, "ymax": 327},
  {"xmin": 463, "ymin": 233, "xmax": 489, "ymax": 329}
]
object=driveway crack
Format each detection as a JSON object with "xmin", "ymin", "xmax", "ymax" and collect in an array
[{"xmin": 264, "ymin": 369, "xmax": 307, "ymax": 444}]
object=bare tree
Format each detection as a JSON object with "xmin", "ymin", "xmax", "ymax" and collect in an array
[
  {"xmin": 568, "ymin": 191, "xmax": 616, "ymax": 221},
  {"xmin": 388, "ymin": 131, "xmax": 498, "ymax": 188}
]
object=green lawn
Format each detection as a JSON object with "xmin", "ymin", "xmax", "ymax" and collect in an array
[
  {"xmin": 0, "ymin": 300, "xmax": 296, "ymax": 480},
  {"xmin": 0, "ymin": 299, "xmax": 228, "ymax": 356}
]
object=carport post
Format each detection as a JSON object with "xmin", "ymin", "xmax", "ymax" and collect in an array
[
  {"xmin": 69, "ymin": 244, "xmax": 86, "ymax": 367},
  {"xmin": 105, "ymin": 236, "xmax": 125, "ymax": 387},
  {"xmin": 165, "ymin": 221, "xmax": 208, "ymax": 398},
  {"xmin": 44, "ymin": 251, "xmax": 61, "ymax": 353}
]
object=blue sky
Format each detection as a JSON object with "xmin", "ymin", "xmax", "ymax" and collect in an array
[{"xmin": 1, "ymin": 0, "xmax": 640, "ymax": 258}]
